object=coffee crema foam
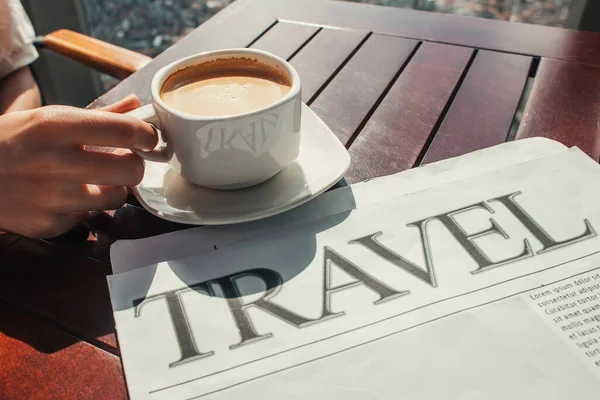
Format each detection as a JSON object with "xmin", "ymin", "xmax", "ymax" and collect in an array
[{"xmin": 160, "ymin": 58, "xmax": 292, "ymax": 117}]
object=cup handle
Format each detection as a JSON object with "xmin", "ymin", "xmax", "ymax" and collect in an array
[{"xmin": 125, "ymin": 104, "xmax": 170, "ymax": 162}]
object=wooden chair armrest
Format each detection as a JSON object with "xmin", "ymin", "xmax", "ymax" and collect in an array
[{"xmin": 37, "ymin": 29, "xmax": 152, "ymax": 79}]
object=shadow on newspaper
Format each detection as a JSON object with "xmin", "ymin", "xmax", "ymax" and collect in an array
[{"xmin": 112, "ymin": 208, "xmax": 353, "ymax": 314}]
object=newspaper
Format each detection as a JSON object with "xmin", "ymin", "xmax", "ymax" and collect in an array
[{"xmin": 108, "ymin": 143, "xmax": 600, "ymax": 399}]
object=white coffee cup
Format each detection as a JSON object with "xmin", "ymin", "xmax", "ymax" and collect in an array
[{"xmin": 126, "ymin": 48, "xmax": 302, "ymax": 190}]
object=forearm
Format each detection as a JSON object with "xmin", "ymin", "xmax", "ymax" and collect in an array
[{"xmin": 0, "ymin": 67, "xmax": 41, "ymax": 114}]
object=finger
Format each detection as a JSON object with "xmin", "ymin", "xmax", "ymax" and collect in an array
[
  {"xmin": 26, "ymin": 211, "xmax": 90, "ymax": 239},
  {"xmin": 36, "ymin": 106, "xmax": 157, "ymax": 151},
  {"xmin": 96, "ymin": 94, "xmax": 141, "ymax": 114},
  {"xmin": 57, "ymin": 149, "xmax": 145, "ymax": 186},
  {"xmin": 18, "ymin": 178, "xmax": 129, "ymax": 213},
  {"xmin": 52, "ymin": 185, "xmax": 128, "ymax": 213}
]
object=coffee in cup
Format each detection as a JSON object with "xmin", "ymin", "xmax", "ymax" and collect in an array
[
  {"xmin": 160, "ymin": 58, "xmax": 292, "ymax": 117},
  {"xmin": 125, "ymin": 49, "xmax": 302, "ymax": 190}
]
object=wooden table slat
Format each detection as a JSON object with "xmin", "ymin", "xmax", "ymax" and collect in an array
[
  {"xmin": 422, "ymin": 50, "xmax": 532, "ymax": 164},
  {"xmin": 288, "ymin": 27, "xmax": 369, "ymax": 103},
  {"xmin": 250, "ymin": 21, "xmax": 319, "ymax": 60},
  {"xmin": 517, "ymin": 58, "xmax": 600, "ymax": 161},
  {"xmin": 345, "ymin": 42, "xmax": 473, "ymax": 183},
  {"xmin": 0, "ymin": 238, "xmax": 117, "ymax": 349},
  {"xmin": 310, "ymin": 34, "xmax": 418, "ymax": 145},
  {"xmin": 0, "ymin": 302, "xmax": 127, "ymax": 400},
  {"xmin": 266, "ymin": 0, "xmax": 600, "ymax": 65}
]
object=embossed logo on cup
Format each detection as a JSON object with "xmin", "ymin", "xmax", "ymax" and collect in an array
[{"xmin": 196, "ymin": 105, "xmax": 289, "ymax": 159}]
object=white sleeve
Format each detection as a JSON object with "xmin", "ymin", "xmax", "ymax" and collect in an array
[{"xmin": 0, "ymin": 0, "xmax": 39, "ymax": 79}]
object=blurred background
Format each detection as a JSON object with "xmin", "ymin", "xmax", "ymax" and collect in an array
[
  {"xmin": 21, "ymin": 0, "xmax": 593, "ymax": 106},
  {"xmin": 81, "ymin": 0, "xmax": 575, "ymax": 60}
]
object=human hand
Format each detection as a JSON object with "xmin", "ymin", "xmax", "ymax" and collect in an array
[{"xmin": 0, "ymin": 95, "xmax": 156, "ymax": 238}]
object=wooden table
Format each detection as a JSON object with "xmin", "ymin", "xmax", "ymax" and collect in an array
[{"xmin": 3, "ymin": 0, "xmax": 600, "ymax": 398}]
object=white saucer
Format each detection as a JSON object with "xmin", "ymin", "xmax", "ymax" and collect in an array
[{"xmin": 132, "ymin": 104, "xmax": 351, "ymax": 225}]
